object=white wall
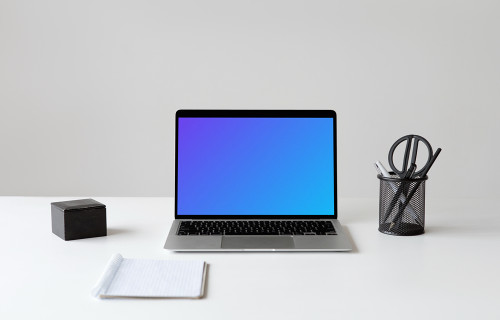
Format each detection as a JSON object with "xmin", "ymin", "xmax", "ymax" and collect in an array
[{"xmin": 1, "ymin": 0, "xmax": 499, "ymax": 198}]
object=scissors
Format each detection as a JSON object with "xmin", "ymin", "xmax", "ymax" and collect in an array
[
  {"xmin": 385, "ymin": 135, "xmax": 435, "ymax": 230},
  {"xmin": 388, "ymin": 134, "xmax": 434, "ymax": 179}
]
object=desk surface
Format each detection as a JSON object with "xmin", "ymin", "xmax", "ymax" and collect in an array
[{"xmin": 1, "ymin": 197, "xmax": 499, "ymax": 320}]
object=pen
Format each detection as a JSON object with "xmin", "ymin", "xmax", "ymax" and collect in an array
[
  {"xmin": 396, "ymin": 148, "xmax": 442, "ymax": 214},
  {"xmin": 388, "ymin": 163, "xmax": 416, "ymax": 230},
  {"xmin": 382, "ymin": 162, "xmax": 417, "ymax": 225},
  {"xmin": 374, "ymin": 161, "xmax": 422, "ymax": 225}
]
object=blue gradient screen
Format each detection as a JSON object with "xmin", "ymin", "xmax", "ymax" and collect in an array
[{"xmin": 177, "ymin": 117, "xmax": 334, "ymax": 216}]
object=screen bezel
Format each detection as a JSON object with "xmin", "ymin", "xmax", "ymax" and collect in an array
[{"xmin": 175, "ymin": 109, "xmax": 338, "ymax": 219}]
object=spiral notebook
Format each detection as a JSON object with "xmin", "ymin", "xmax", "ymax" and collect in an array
[{"xmin": 92, "ymin": 254, "xmax": 207, "ymax": 299}]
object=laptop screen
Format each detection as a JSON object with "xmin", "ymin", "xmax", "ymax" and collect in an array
[{"xmin": 176, "ymin": 111, "xmax": 336, "ymax": 218}]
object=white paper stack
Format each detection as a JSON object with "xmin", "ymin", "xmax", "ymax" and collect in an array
[{"xmin": 92, "ymin": 254, "xmax": 207, "ymax": 299}]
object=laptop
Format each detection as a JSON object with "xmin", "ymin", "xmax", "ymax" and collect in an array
[{"xmin": 164, "ymin": 109, "xmax": 352, "ymax": 251}]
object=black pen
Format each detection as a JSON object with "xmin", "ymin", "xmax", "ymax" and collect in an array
[
  {"xmin": 388, "ymin": 163, "xmax": 416, "ymax": 230},
  {"xmin": 384, "ymin": 163, "xmax": 416, "ymax": 224},
  {"xmin": 397, "ymin": 148, "xmax": 442, "ymax": 214}
]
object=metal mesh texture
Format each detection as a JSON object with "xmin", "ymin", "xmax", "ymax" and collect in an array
[{"xmin": 378, "ymin": 174, "xmax": 427, "ymax": 236}]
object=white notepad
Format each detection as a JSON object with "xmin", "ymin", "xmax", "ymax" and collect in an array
[{"xmin": 92, "ymin": 254, "xmax": 207, "ymax": 299}]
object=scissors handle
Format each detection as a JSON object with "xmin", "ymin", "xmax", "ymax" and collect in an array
[{"xmin": 388, "ymin": 134, "xmax": 433, "ymax": 178}]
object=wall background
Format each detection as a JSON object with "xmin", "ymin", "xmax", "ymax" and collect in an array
[{"xmin": 1, "ymin": 0, "xmax": 499, "ymax": 198}]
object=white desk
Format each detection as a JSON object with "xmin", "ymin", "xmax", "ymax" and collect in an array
[{"xmin": 1, "ymin": 197, "xmax": 499, "ymax": 320}]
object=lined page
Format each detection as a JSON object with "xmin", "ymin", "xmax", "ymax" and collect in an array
[
  {"xmin": 102, "ymin": 258, "xmax": 205, "ymax": 298},
  {"xmin": 91, "ymin": 254, "xmax": 124, "ymax": 298}
]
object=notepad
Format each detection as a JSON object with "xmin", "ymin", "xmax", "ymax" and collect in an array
[{"xmin": 92, "ymin": 254, "xmax": 207, "ymax": 299}]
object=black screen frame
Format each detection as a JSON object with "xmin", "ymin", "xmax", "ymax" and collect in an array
[{"xmin": 175, "ymin": 109, "xmax": 338, "ymax": 219}]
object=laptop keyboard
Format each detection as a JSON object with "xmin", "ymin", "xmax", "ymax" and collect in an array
[{"xmin": 177, "ymin": 220, "xmax": 336, "ymax": 236}]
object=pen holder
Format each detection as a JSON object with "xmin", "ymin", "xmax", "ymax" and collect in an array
[{"xmin": 378, "ymin": 173, "xmax": 428, "ymax": 236}]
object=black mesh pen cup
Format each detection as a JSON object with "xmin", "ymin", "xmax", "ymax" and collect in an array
[{"xmin": 378, "ymin": 173, "xmax": 428, "ymax": 236}]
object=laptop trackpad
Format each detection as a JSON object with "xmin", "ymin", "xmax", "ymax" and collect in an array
[{"xmin": 221, "ymin": 236, "xmax": 295, "ymax": 249}]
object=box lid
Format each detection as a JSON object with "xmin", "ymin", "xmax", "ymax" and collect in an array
[{"xmin": 51, "ymin": 198, "xmax": 105, "ymax": 211}]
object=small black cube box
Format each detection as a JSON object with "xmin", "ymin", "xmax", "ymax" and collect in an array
[{"xmin": 51, "ymin": 199, "xmax": 107, "ymax": 241}]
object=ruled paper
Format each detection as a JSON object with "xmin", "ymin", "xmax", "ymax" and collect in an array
[{"xmin": 92, "ymin": 254, "xmax": 206, "ymax": 299}]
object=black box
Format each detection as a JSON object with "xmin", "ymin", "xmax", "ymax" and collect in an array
[{"xmin": 51, "ymin": 199, "xmax": 107, "ymax": 241}]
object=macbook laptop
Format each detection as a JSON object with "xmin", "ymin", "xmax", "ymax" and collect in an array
[{"xmin": 164, "ymin": 109, "xmax": 352, "ymax": 251}]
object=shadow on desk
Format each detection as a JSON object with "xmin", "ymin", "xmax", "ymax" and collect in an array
[
  {"xmin": 107, "ymin": 228, "xmax": 135, "ymax": 236},
  {"xmin": 425, "ymin": 223, "xmax": 499, "ymax": 236},
  {"xmin": 342, "ymin": 226, "xmax": 358, "ymax": 253}
]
